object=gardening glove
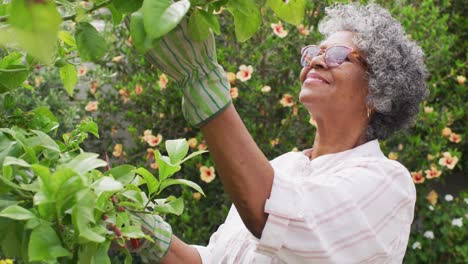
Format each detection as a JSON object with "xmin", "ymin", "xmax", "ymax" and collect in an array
[
  {"xmin": 131, "ymin": 213, "xmax": 173, "ymax": 263},
  {"xmin": 145, "ymin": 18, "xmax": 231, "ymax": 127}
]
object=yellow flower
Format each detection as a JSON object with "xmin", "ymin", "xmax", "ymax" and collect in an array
[
  {"xmin": 411, "ymin": 170, "xmax": 425, "ymax": 184},
  {"xmin": 150, "ymin": 161, "xmax": 159, "ymax": 170},
  {"xmin": 90, "ymin": 80, "xmax": 99, "ymax": 94},
  {"xmin": 158, "ymin": 73, "xmax": 168, "ymax": 90},
  {"xmin": 236, "ymin": 65, "xmax": 253, "ymax": 82},
  {"xmin": 398, "ymin": 144, "xmax": 404, "ymax": 151},
  {"xmin": 77, "ymin": 66, "xmax": 88, "ymax": 76},
  {"xmin": 146, "ymin": 134, "xmax": 163, "ymax": 147},
  {"xmin": 292, "ymin": 105, "xmax": 299, "ymax": 116},
  {"xmin": 279, "ymin": 93, "xmax": 294, "ymax": 107},
  {"xmin": 456, "ymin": 75, "xmax": 465, "ymax": 85},
  {"xmin": 291, "ymin": 147, "xmax": 299, "ymax": 152},
  {"xmin": 0, "ymin": 259, "xmax": 14, "ymax": 264},
  {"xmin": 193, "ymin": 192, "xmax": 202, "ymax": 201},
  {"xmin": 146, "ymin": 148, "xmax": 155, "ymax": 160},
  {"xmin": 427, "ymin": 190, "xmax": 438, "ymax": 206},
  {"xmin": 198, "ymin": 141, "xmax": 208, "ymax": 151},
  {"xmin": 438, "ymin": 152, "xmax": 459, "ymax": 169},
  {"xmin": 134, "ymin": 84, "xmax": 143, "ymax": 95},
  {"xmin": 200, "ymin": 166, "xmax": 216, "ymax": 183},
  {"xmin": 230, "ymin": 87, "xmax": 239, "ymax": 99},
  {"xmin": 271, "ymin": 21, "xmax": 288, "ymax": 38},
  {"xmin": 297, "ymin": 24, "xmax": 310, "ymax": 36},
  {"xmin": 158, "ymin": 113, "xmax": 165, "ymax": 119},
  {"xmin": 448, "ymin": 132, "xmax": 461, "ymax": 143},
  {"xmin": 112, "ymin": 144, "xmax": 123, "ymax": 158},
  {"xmin": 441, "ymin": 127, "xmax": 452, "ymax": 137},
  {"xmin": 34, "ymin": 76, "xmax": 44, "ymax": 87},
  {"xmin": 226, "ymin": 72, "xmax": 236, "ymax": 84},
  {"xmin": 425, "ymin": 164, "xmax": 441, "ymax": 179},
  {"xmin": 85, "ymin": 101, "xmax": 98, "ymax": 112},
  {"xmin": 388, "ymin": 152, "xmax": 398, "ymax": 160},
  {"xmin": 111, "ymin": 127, "xmax": 118, "ymax": 138},
  {"xmin": 427, "ymin": 154, "xmax": 435, "ymax": 161},
  {"xmin": 188, "ymin": 138, "xmax": 198, "ymax": 149},
  {"xmin": 112, "ymin": 55, "xmax": 124, "ymax": 63},
  {"xmin": 424, "ymin": 106, "xmax": 433, "ymax": 114},
  {"xmin": 261, "ymin": 85, "xmax": 271, "ymax": 93},
  {"xmin": 270, "ymin": 138, "xmax": 280, "ymax": 147}
]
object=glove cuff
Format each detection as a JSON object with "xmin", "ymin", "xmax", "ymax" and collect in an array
[
  {"xmin": 182, "ymin": 63, "xmax": 232, "ymax": 127},
  {"xmin": 135, "ymin": 214, "xmax": 173, "ymax": 263}
]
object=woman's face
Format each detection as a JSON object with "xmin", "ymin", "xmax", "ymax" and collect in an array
[{"xmin": 299, "ymin": 31, "xmax": 369, "ymax": 121}]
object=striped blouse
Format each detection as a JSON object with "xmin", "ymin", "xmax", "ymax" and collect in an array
[{"xmin": 193, "ymin": 140, "xmax": 416, "ymax": 263}]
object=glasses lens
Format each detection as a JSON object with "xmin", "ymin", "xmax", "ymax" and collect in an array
[
  {"xmin": 301, "ymin": 46, "xmax": 320, "ymax": 67},
  {"xmin": 326, "ymin": 46, "xmax": 352, "ymax": 67}
]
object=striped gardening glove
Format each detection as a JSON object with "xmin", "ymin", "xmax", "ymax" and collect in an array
[
  {"xmin": 145, "ymin": 19, "xmax": 231, "ymax": 127},
  {"xmin": 130, "ymin": 213, "xmax": 173, "ymax": 263}
]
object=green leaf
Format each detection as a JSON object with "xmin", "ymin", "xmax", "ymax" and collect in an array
[
  {"xmin": 75, "ymin": 22, "xmax": 107, "ymax": 62},
  {"xmin": 227, "ymin": 0, "xmax": 261, "ymax": 42},
  {"xmin": 3, "ymin": 156, "xmax": 30, "ymax": 167},
  {"xmin": 28, "ymin": 224, "xmax": 72, "ymax": 262},
  {"xmin": 0, "ymin": 52, "xmax": 24, "ymax": 68},
  {"xmin": 142, "ymin": 0, "xmax": 190, "ymax": 40},
  {"xmin": 67, "ymin": 153, "xmax": 107, "ymax": 176},
  {"xmin": 159, "ymin": 179, "xmax": 205, "ymax": 196},
  {"xmin": 60, "ymin": 62, "xmax": 78, "ymax": 96},
  {"xmin": 188, "ymin": 10, "xmax": 211, "ymax": 41},
  {"xmin": 107, "ymin": 3, "xmax": 124, "ymax": 25},
  {"xmin": 57, "ymin": 30, "xmax": 76, "ymax": 47},
  {"xmin": 177, "ymin": 149, "xmax": 208, "ymax": 165},
  {"xmin": 0, "ymin": 65, "xmax": 30, "ymax": 94},
  {"xmin": 135, "ymin": 167, "xmax": 159, "ymax": 195},
  {"xmin": 3, "ymin": 0, "xmax": 61, "ymax": 63},
  {"xmin": 72, "ymin": 190, "xmax": 105, "ymax": 243},
  {"xmin": 266, "ymin": 0, "xmax": 306, "ymax": 26},
  {"xmin": 78, "ymin": 118, "xmax": 99, "ymax": 138},
  {"xmin": 3, "ymin": 93, "xmax": 16, "ymax": 110},
  {"xmin": 105, "ymin": 165, "xmax": 136, "ymax": 185},
  {"xmin": 129, "ymin": 11, "xmax": 153, "ymax": 53},
  {"xmin": 31, "ymin": 130, "xmax": 60, "ymax": 153},
  {"xmin": 166, "ymin": 139, "xmax": 189, "ymax": 164},
  {"xmin": 30, "ymin": 106, "xmax": 59, "ymax": 133},
  {"xmin": 155, "ymin": 150, "xmax": 181, "ymax": 181},
  {"xmin": 113, "ymin": 0, "xmax": 143, "ymax": 13},
  {"xmin": 91, "ymin": 176, "xmax": 124, "ymax": 195},
  {"xmin": 0, "ymin": 205, "xmax": 36, "ymax": 220},
  {"xmin": 121, "ymin": 225, "xmax": 145, "ymax": 238},
  {"xmin": 153, "ymin": 196, "xmax": 184, "ymax": 215},
  {"xmin": 199, "ymin": 9, "xmax": 220, "ymax": 35}
]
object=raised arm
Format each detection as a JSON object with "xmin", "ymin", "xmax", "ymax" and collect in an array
[{"xmin": 201, "ymin": 104, "xmax": 274, "ymax": 238}]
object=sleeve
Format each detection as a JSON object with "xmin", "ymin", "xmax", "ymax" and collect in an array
[
  {"xmin": 191, "ymin": 205, "xmax": 238, "ymax": 264},
  {"xmin": 257, "ymin": 160, "xmax": 416, "ymax": 263}
]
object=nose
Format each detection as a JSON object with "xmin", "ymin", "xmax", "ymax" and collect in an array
[
  {"xmin": 300, "ymin": 53, "xmax": 328, "ymax": 83},
  {"xmin": 309, "ymin": 53, "xmax": 327, "ymax": 69}
]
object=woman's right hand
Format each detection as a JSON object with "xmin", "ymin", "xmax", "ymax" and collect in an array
[{"xmin": 142, "ymin": 18, "xmax": 232, "ymax": 127}]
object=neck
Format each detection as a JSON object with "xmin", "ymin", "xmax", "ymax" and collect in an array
[{"xmin": 309, "ymin": 114, "xmax": 368, "ymax": 160}]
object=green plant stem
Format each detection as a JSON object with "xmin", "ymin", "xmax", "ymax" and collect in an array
[{"xmin": 62, "ymin": 0, "xmax": 113, "ymax": 21}]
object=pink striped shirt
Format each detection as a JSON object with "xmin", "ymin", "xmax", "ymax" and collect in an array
[{"xmin": 194, "ymin": 140, "xmax": 416, "ymax": 263}]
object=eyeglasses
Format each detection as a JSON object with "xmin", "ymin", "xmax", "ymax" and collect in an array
[{"xmin": 301, "ymin": 45, "xmax": 367, "ymax": 68}]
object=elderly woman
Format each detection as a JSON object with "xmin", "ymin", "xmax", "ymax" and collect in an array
[{"xmin": 133, "ymin": 3, "xmax": 428, "ymax": 264}]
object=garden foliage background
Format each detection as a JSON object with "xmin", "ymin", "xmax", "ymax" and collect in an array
[{"xmin": 1, "ymin": 0, "xmax": 467, "ymax": 262}]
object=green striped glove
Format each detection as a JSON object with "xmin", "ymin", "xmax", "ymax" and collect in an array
[
  {"xmin": 131, "ymin": 213, "xmax": 172, "ymax": 263},
  {"xmin": 145, "ymin": 19, "xmax": 231, "ymax": 127}
]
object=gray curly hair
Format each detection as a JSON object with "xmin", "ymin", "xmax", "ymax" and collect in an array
[{"xmin": 318, "ymin": 3, "xmax": 429, "ymax": 140}]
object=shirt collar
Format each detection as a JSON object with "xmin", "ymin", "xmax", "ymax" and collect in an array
[{"xmin": 303, "ymin": 140, "xmax": 385, "ymax": 169}]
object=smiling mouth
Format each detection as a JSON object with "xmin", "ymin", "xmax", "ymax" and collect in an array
[{"xmin": 304, "ymin": 77, "xmax": 328, "ymax": 84}]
